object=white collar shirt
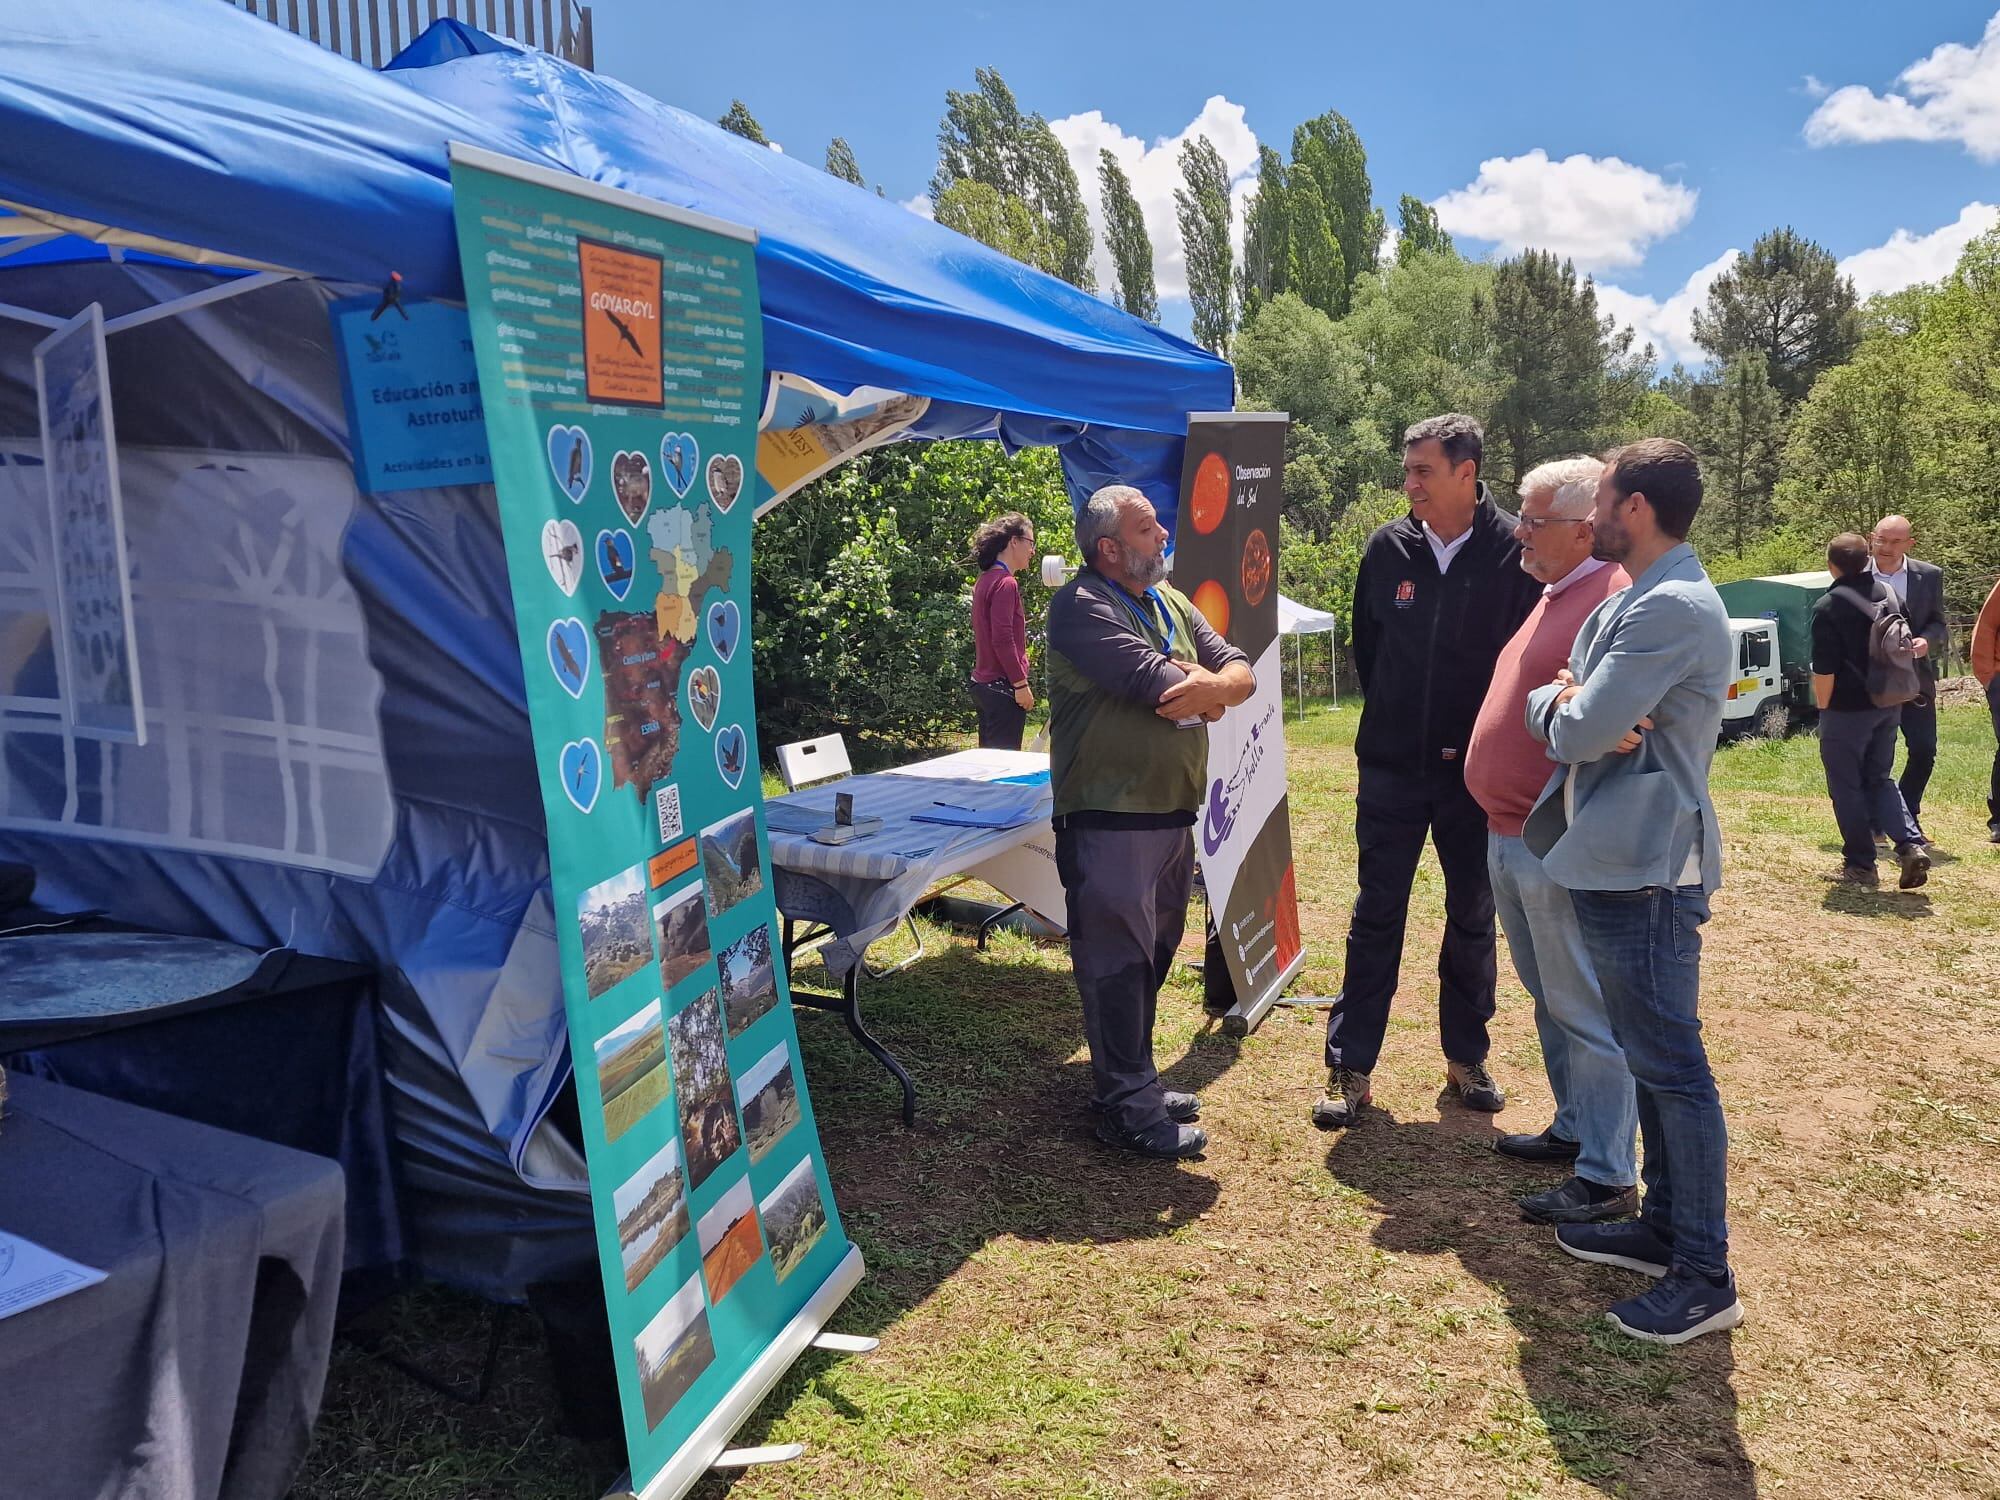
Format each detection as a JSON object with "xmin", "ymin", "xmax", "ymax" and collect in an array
[
  {"xmin": 1870, "ymin": 560, "xmax": 1909, "ymax": 604},
  {"xmin": 1422, "ymin": 522, "xmax": 1473, "ymax": 574}
]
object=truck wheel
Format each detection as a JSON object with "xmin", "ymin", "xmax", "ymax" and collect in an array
[{"xmin": 1754, "ymin": 698, "xmax": 1792, "ymax": 739}]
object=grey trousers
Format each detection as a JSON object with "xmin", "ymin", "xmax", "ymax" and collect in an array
[
  {"xmin": 1054, "ymin": 822, "xmax": 1194, "ymax": 1133},
  {"xmin": 1819, "ymin": 706, "xmax": 1920, "ymax": 867}
]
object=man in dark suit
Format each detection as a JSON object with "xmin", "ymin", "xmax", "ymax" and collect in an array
[{"xmin": 1869, "ymin": 515, "xmax": 1947, "ymax": 843}]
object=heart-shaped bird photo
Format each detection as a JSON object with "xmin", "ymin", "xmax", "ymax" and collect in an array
[
  {"xmin": 596, "ymin": 529, "xmax": 636, "ymax": 601},
  {"xmin": 659, "ymin": 432, "xmax": 699, "ymax": 499},
  {"xmin": 547, "ymin": 618, "xmax": 590, "ymax": 699},
  {"xmin": 706, "ymin": 597, "xmax": 741, "ymax": 663},
  {"xmin": 714, "ymin": 724, "xmax": 747, "ymax": 789},
  {"xmin": 688, "ymin": 664, "xmax": 721, "ymax": 731},
  {"xmin": 559, "ymin": 737, "xmax": 602, "ymax": 814},
  {"xmin": 542, "ymin": 518, "xmax": 584, "ymax": 597},
  {"xmin": 547, "ymin": 424, "xmax": 591, "ymax": 503},
  {"xmin": 611, "ymin": 450, "xmax": 652, "ymax": 526},
  {"xmin": 705, "ymin": 452, "xmax": 745, "ymax": 513}
]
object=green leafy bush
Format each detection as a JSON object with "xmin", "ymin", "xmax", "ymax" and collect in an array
[{"xmin": 750, "ymin": 441, "xmax": 1075, "ymax": 762}]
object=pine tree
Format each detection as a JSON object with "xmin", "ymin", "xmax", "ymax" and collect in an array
[
  {"xmin": 1699, "ymin": 352, "xmax": 1786, "ymax": 555},
  {"xmin": 825, "ymin": 137, "xmax": 865, "ymax": 186},
  {"xmin": 717, "ymin": 101, "xmax": 768, "ymax": 145},
  {"xmin": 1098, "ymin": 150, "xmax": 1159, "ymax": 321},
  {"xmin": 1489, "ymin": 251, "xmax": 1645, "ymax": 483},
  {"xmin": 1693, "ymin": 227, "xmax": 1861, "ymax": 403},
  {"xmin": 1176, "ymin": 135, "xmax": 1234, "ymax": 353}
]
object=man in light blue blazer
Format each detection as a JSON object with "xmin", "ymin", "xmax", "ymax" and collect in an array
[{"xmin": 1521, "ymin": 439, "xmax": 1742, "ymax": 1346}]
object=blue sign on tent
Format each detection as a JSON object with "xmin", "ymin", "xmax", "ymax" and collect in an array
[{"xmin": 330, "ymin": 296, "xmax": 493, "ymax": 494}]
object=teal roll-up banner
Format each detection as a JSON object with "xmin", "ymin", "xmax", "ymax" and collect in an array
[{"xmin": 448, "ymin": 146, "xmax": 857, "ymax": 1497}]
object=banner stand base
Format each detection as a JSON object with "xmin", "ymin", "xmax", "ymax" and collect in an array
[
  {"xmin": 1218, "ymin": 949, "xmax": 1308, "ymax": 1037},
  {"xmin": 604, "ymin": 1242, "xmax": 869, "ymax": 1500}
]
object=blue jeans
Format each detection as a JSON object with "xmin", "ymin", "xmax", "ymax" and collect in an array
[
  {"xmin": 1489, "ymin": 834, "xmax": 1637, "ymax": 1189},
  {"xmin": 1572, "ymin": 885, "xmax": 1730, "ymax": 1279}
]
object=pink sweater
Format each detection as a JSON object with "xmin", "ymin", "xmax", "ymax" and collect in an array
[
  {"xmin": 972, "ymin": 565, "xmax": 1029, "ymax": 684},
  {"xmin": 1465, "ymin": 562, "xmax": 1630, "ymax": 837}
]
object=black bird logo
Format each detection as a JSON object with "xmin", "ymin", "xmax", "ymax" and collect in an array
[
  {"xmin": 602, "ymin": 307, "xmax": 644, "ymax": 357},
  {"xmin": 719, "ymin": 736, "xmax": 743, "ymax": 778},
  {"xmin": 662, "ymin": 444, "xmax": 688, "ymax": 490},
  {"xmin": 546, "ymin": 533, "xmax": 581, "ymax": 581},
  {"xmin": 601, "ymin": 542, "xmax": 632, "ymax": 584},
  {"xmin": 553, "ymin": 632, "xmax": 582, "ymax": 682},
  {"xmin": 574, "ymin": 754, "xmax": 590, "ymax": 792},
  {"xmin": 566, "ymin": 436, "xmax": 586, "ymax": 491}
]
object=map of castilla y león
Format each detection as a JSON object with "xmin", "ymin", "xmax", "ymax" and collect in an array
[{"xmin": 594, "ymin": 502, "xmax": 734, "ymax": 801}]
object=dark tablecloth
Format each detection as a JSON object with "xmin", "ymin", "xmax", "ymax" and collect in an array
[{"xmin": 0, "ymin": 1073, "xmax": 346, "ymax": 1500}]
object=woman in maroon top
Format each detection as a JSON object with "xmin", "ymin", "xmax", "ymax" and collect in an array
[{"xmin": 968, "ymin": 512, "xmax": 1037, "ymax": 749}]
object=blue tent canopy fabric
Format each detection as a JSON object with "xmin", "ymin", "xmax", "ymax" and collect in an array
[
  {"xmin": 0, "ymin": 0, "xmax": 1232, "ymax": 524},
  {"xmin": 0, "ymin": 1, "xmax": 1234, "ymax": 1294}
]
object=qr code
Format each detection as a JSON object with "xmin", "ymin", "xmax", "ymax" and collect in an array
[{"xmin": 655, "ymin": 784, "xmax": 684, "ymax": 844}]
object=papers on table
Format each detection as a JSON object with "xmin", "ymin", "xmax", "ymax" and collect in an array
[
  {"xmin": 0, "ymin": 1231, "xmax": 106, "ymax": 1320},
  {"xmin": 909, "ymin": 785, "xmax": 1045, "ymax": 830},
  {"xmin": 883, "ymin": 749, "xmax": 1047, "ymax": 783}
]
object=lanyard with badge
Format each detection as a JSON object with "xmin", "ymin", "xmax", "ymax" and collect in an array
[{"xmin": 1112, "ymin": 581, "xmax": 1202, "ymax": 728}]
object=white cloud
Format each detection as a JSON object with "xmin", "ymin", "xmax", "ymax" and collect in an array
[
  {"xmin": 1048, "ymin": 96, "xmax": 1261, "ymax": 303},
  {"xmin": 1430, "ymin": 149, "xmax": 1697, "ymax": 271},
  {"xmin": 1805, "ymin": 13, "xmax": 2000, "ymax": 160},
  {"xmin": 1595, "ymin": 249, "xmax": 1739, "ymax": 368},
  {"xmin": 769, "ymin": 142, "xmax": 784, "ymax": 154},
  {"xmin": 900, "ymin": 193, "xmax": 935, "ymax": 221},
  {"xmin": 1803, "ymin": 74, "xmax": 1830, "ymax": 99},
  {"xmin": 1840, "ymin": 202, "xmax": 2000, "ymax": 297}
]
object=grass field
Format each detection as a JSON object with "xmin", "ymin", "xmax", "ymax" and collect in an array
[{"xmin": 297, "ymin": 703, "xmax": 2000, "ymax": 1499}]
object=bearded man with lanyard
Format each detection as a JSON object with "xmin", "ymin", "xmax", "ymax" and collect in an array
[{"xmin": 1046, "ymin": 484, "xmax": 1255, "ymax": 1159}]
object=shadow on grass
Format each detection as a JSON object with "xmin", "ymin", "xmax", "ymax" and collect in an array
[
  {"xmin": 680, "ymin": 931, "xmax": 1230, "ymax": 1491},
  {"xmin": 1820, "ymin": 884, "xmax": 1934, "ymax": 918},
  {"xmin": 1325, "ymin": 1108, "xmax": 1756, "ymax": 1499}
]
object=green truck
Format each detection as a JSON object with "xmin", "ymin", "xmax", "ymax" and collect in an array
[{"xmin": 1712, "ymin": 571, "xmax": 1833, "ymax": 739}]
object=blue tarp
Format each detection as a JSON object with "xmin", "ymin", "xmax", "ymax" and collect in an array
[
  {"xmin": 0, "ymin": 0, "xmax": 1231, "ymax": 525},
  {"xmin": 0, "ymin": 2, "xmax": 1234, "ymax": 1295}
]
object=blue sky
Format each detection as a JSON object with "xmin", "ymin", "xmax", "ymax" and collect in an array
[{"xmin": 595, "ymin": 1, "xmax": 2000, "ymax": 363}]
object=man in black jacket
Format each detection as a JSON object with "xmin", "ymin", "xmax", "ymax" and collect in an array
[{"xmin": 1313, "ymin": 414, "xmax": 1543, "ymax": 1129}]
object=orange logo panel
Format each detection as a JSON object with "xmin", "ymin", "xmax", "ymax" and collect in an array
[
  {"xmin": 578, "ymin": 238, "xmax": 663, "ymax": 408},
  {"xmin": 649, "ymin": 838, "xmax": 698, "ymax": 888}
]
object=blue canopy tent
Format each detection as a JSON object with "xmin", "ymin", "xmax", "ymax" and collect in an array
[{"xmin": 0, "ymin": 0, "xmax": 1231, "ymax": 1295}]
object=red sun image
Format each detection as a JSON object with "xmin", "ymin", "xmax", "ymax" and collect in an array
[
  {"xmin": 1189, "ymin": 452, "xmax": 1230, "ymax": 535},
  {"xmin": 1192, "ymin": 579, "xmax": 1230, "ymax": 637},
  {"xmin": 1240, "ymin": 528, "xmax": 1272, "ymax": 608}
]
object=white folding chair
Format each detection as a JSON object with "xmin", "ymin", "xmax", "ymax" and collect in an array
[
  {"xmin": 776, "ymin": 733, "xmax": 852, "ymax": 792},
  {"xmin": 771, "ymin": 733, "xmax": 924, "ymax": 977}
]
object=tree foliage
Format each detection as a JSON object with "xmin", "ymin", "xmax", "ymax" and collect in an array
[
  {"xmin": 1237, "ymin": 147, "xmax": 1288, "ymax": 323},
  {"xmin": 751, "ymin": 443, "xmax": 1076, "ymax": 755},
  {"xmin": 934, "ymin": 179, "xmax": 1056, "ymax": 269},
  {"xmin": 717, "ymin": 101, "xmax": 768, "ymax": 145},
  {"xmin": 1396, "ymin": 194, "xmax": 1452, "ymax": 262},
  {"xmin": 931, "ymin": 68, "xmax": 1095, "ymax": 290},
  {"xmin": 1287, "ymin": 111, "xmax": 1382, "ymax": 317},
  {"xmin": 1176, "ymin": 134, "xmax": 1234, "ymax": 353},
  {"xmin": 1098, "ymin": 150, "xmax": 1159, "ymax": 321},
  {"xmin": 1693, "ymin": 227, "xmax": 1861, "ymax": 404},
  {"xmin": 1487, "ymin": 251, "xmax": 1650, "ymax": 486},
  {"xmin": 824, "ymin": 137, "xmax": 865, "ymax": 186},
  {"xmin": 1695, "ymin": 352, "xmax": 1785, "ymax": 556}
]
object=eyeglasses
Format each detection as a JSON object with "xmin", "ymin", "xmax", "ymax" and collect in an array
[{"xmin": 1516, "ymin": 515, "xmax": 1589, "ymax": 533}]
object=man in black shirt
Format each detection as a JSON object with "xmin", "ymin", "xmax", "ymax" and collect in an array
[
  {"xmin": 1812, "ymin": 532, "xmax": 1929, "ymax": 889},
  {"xmin": 1313, "ymin": 414, "xmax": 1543, "ymax": 1129}
]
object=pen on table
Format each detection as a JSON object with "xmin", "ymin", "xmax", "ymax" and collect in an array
[{"xmin": 932, "ymin": 799, "xmax": 975, "ymax": 811}]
